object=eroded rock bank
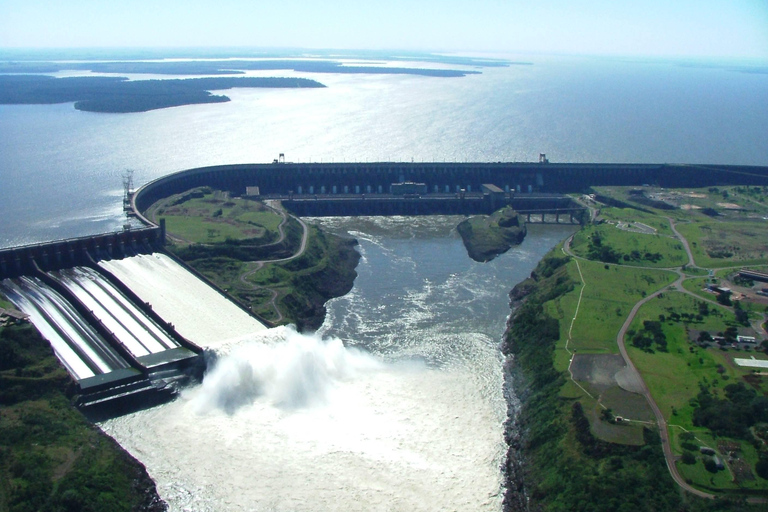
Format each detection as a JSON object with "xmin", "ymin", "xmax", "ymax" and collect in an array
[{"xmin": 457, "ymin": 207, "xmax": 526, "ymax": 262}]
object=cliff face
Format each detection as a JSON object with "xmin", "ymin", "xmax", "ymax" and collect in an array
[
  {"xmin": 457, "ymin": 207, "xmax": 527, "ymax": 262},
  {"xmin": 499, "ymin": 254, "xmax": 695, "ymax": 512}
]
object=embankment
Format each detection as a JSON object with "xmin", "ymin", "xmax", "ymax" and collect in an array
[
  {"xmin": 500, "ymin": 255, "xmax": 686, "ymax": 512},
  {"xmin": 0, "ymin": 323, "xmax": 166, "ymax": 511}
]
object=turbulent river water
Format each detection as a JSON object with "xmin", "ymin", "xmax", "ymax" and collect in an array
[
  {"xmin": 99, "ymin": 217, "xmax": 575, "ymax": 512},
  {"xmin": 2, "ymin": 52, "xmax": 764, "ymax": 510}
]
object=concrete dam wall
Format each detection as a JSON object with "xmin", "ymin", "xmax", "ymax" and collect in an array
[
  {"xmin": 0, "ymin": 227, "xmax": 164, "ymax": 279},
  {"xmin": 132, "ymin": 161, "xmax": 768, "ymax": 217}
]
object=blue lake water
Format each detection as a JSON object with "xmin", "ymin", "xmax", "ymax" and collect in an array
[
  {"xmin": 1, "ymin": 55, "xmax": 767, "ymax": 248},
  {"xmin": 3, "ymin": 53, "xmax": 768, "ymax": 511}
]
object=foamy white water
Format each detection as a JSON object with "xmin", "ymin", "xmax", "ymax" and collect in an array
[
  {"xmin": 97, "ymin": 219, "xmax": 575, "ymax": 512},
  {"xmin": 101, "ymin": 326, "xmax": 503, "ymax": 512},
  {"xmin": 99, "ymin": 253, "xmax": 267, "ymax": 348}
]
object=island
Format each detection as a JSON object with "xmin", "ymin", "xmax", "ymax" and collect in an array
[
  {"xmin": 456, "ymin": 206, "xmax": 527, "ymax": 262},
  {"xmin": 0, "ymin": 52, "xmax": 532, "ymax": 113},
  {"xmin": 0, "ymin": 75, "xmax": 325, "ymax": 113}
]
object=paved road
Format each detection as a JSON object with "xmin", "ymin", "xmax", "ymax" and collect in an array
[
  {"xmin": 667, "ymin": 217, "xmax": 697, "ymax": 269},
  {"xmin": 237, "ymin": 202, "xmax": 309, "ymax": 323},
  {"xmin": 563, "ymin": 229, "xmax": 716, "ymax": 499},
  {"xmin": 147, "ymin": 196, "xmax": 309, "ymax": 324}
]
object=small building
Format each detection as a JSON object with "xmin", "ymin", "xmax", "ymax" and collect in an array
[
  {"xmin": 713, "ymin": 455, "xmax": 725, "ymax": 470},
  {"xmin": 700, "ymin": 447, "xmax": 715, "ymax": 455},
  {"xmin": 739, "ymin": 269, "xmax": 768, "ymax": 283},
  {"xmin": 245, "ymin": 186, "xmax": 261, "ymax": 197},
  {"xmin": 737, "ymin": 335, "xmax": 756, "ymax": 344},
  {"xmin": 707, "ymin": 284, "xmax": 731, "ymax": 295}
]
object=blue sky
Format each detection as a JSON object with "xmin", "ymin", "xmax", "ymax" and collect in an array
[{"xmin": 1, "ymin": 0, "xmax": 766, "ymax": 59}]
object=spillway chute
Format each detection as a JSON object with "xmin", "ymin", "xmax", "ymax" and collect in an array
[{"xmin": 1, "ymin": 262, "xmax": 204, "ymax": 409}]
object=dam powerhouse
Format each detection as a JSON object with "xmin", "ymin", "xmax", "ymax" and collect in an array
[{"xmin": 2, "ymin": 159, "xmax": 768, "ymax": 406}]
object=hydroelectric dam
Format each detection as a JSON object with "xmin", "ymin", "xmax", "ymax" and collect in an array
[{"xmin": 3, "ymin": 159, "xmax": 768, "ymax": 407}]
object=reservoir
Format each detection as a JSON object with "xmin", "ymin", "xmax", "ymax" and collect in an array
[
  {"xmin": 99, "ymin": 217, "xmax": 575, "ymax": 511},
  {"xmin": 1, "ymin": 53, "xmax": 765, "ymax": 510}
]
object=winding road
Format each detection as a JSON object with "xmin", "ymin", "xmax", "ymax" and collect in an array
[
  {"xmin": 150, "ymin": 195, "xmax": 310, "ymax": 325},
  {"xmin": 236, "ymin": 202, "xmax": 310, "ymax": 323},
  {"xmin": 562, "ymin": 218, "xmax": 720, "ymax": 499}
]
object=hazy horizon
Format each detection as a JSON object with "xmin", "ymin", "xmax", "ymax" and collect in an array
[{"xmin": 1, "ymin": 1, "xmax": 767, "ymax": 60}]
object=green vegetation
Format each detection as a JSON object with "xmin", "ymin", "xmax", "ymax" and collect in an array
[
  {"xmin": 0, "ymin": 322, "xmax": 164, "ymax": 512},
  {"xmin": 569, "ymin": 223, "xmax": 686, "ymax": 267},
  {"xmin": 0, "ymin": 56, "xmax": 494, "ymax": 78},
  {"xmin": 675, "ymin": 220, "xmax": 768, "ymax": 268},
  {"xmin": 507, "ymin": 185, "xmax": 768, "ymax": 508},
  {"xmin": 456, "ymin": 206, "xmax": 526, "ymax": 262},
  {"xmin": 504, "ymin": 257, "xmax": 693, "ymax": 511},
  {"xmin": 149, "ymin": 188, "xmax": 283, "ymax": 245},
  {"xmin": 152, "ymin": 188, "xmax": 360, "ymax": 330},
  {"xmin": 0, "ymin": 75, "xmax": 325, "ymax": 113},
  {"xmin": 543, "ymin": 258, "xmax": 676, "ymax": 356}
]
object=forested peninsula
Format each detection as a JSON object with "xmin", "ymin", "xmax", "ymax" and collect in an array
[
  {"xmin": 0, "ymin": 75, "xmax": 325, "ymax": 113},
  {"xmin": 0, "ymin": 52, "xmax": 529, "ymax": 112}
]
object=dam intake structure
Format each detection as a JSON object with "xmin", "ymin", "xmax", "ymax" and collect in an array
[{"xmin": 130, "ymin": 160, "xmax": 768, "ymax": 222}]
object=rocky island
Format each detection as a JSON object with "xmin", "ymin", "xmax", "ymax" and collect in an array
[{"xmin": 457, "ymin": 206, "xmax": 527, "ymax": 262}]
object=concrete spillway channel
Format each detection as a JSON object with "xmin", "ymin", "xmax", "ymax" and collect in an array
[
  {"xmin": 1, "ymin": 265, "xmax": 202, "ymax": 407},
  {"xmin": 1, "ymin": 275, "xmax": 133, "ymax": 381}
]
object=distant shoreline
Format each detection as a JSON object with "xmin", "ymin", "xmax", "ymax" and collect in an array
[{"xmin": 0, "ymin": 75, "xmax": 326, "ymax": 113}]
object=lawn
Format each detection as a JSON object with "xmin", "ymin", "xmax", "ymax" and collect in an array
[
  {"xmin": 152, "ymin": 188, "xmax": 284, "ymax": 244},
  {"xmin": 675, "ymin": 219, "xmax": 768, "ymax": 269},
  {"xmin": 569, "ymin": 222, "xmax": 687, "ymax": 268},
  {"xmin": 566, "ymin": 260, "xmax": 676, "ymax": 353}
]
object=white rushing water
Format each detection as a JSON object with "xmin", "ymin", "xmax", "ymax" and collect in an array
[
  {"xmin": 52, "ymin": 267, "xmax": 178, "ymax": 357},
  {"xmin": 97, "ymin": 219, "xmax": 575, "ymax": 512},
  {"xmin": 1, "ymin": 275, "xmax": 130, "ymax": 378},
  {"xmin": 101, "ymin": 326, "xmax": 504, "ymax": 512},
  {"xmin": 99, "ymin": 253, "xmax": 268, "ymax": 349}
]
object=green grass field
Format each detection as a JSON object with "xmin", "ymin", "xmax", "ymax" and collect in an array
[
  {"xmin": 567, "ymin": 260, "xmax": 676, "ymax": 353},
  {"xmin": 569, "ymin": 223, "xmax": 687, "ymax": 268},
  {"xmin": 674, "ymin": 219, "xmax": 768, "ymax": 268},
  {"xmin": 152, "ymin": 188, "xmax": 284, "ymax": 244}
]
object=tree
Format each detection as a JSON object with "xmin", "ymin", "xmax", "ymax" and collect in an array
[
  {"xmin": 716, "ymin": 292, "xmax": 732, "ymax": 306},
  {"xmin": 681, "ymin": 451, "xmax": 696, "ymax": 465},
  {"xmin": 757, "ymin": 457, "xmax": 768, "ymax": 479}
]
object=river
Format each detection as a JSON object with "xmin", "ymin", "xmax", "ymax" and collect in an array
[
  {"xmin": 99, "ymin": 218, "xmax": 575, "ymax": 511},
  {"xmin": 1, "ymin": 52, "xmax": 766, "ymax": 510}
]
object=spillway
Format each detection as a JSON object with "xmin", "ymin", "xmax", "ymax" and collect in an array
[
  {"xmin": 50, "ymin": 267, "xmax": 179, "ymax": 358},
  {"xmin": 98, "ymin": 253, "xmax": 267, "ymax": 349},
  {"xmin": 0, "ymin": 276, "xmax": 134, "ymax": 384},
  {"xmin": 2, "ymin": 263, "xmax": 202, "ymax": 400}
]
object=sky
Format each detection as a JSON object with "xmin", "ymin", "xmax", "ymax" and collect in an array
[{"xmin": 1, "ymin": 0, "xmax": 767, "ymax": 60}]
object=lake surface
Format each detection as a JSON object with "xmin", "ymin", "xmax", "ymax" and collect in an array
[
  {"xmin": 1, "ymin": 52, "xmax": 766, "ymax": 510},
  {"xmin": 1, "ymin": 55, "xmax": 767, "ymax": 248}
]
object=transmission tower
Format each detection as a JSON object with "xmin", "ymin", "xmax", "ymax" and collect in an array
[{"xmin": 122, "ymin": 170, "xmax": 134, "ymax": 213}]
